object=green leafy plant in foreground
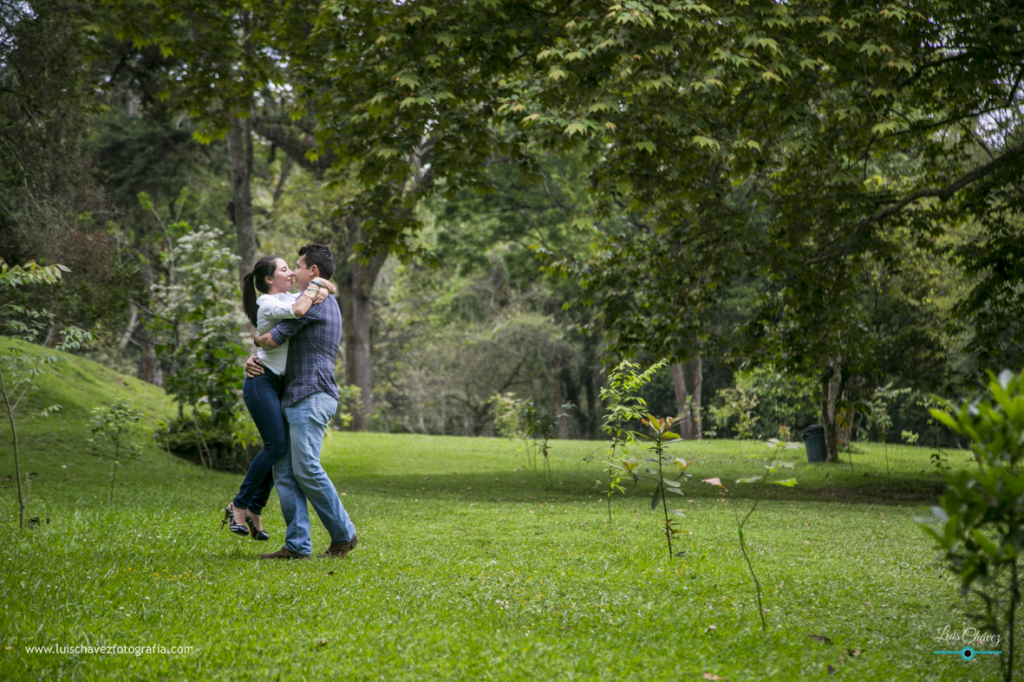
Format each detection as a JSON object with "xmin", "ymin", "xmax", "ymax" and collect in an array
[
  {"xmin": 704, "ymin": 438, "xmax": 799, "ymax": 632},
  {"xmin": 0, "ymin": 258, "xmax": 94, "ymax": 527},
  {"xmin": 921, "ymin": 369, "xmax": 1024, "ymax": 682},
  {"xmin": 637, "ymin": 414, "xmax": 693, "ymax": 559},
  {"xmin": 89, "ymin": 400, "xmax": 144, "ymax": 504},
  {"xmin": 597, "ymin": 359, "xmax": 667, "ymax": 522}
]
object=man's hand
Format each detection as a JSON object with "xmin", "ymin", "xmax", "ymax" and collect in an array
[{"xmin": 244, "ymin": 355, "xmax": 265, "ymax": 378}]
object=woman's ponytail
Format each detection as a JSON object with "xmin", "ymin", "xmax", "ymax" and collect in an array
[
  {"xmin": 242, "ymin": 269, "xmax": 259, "ymax": 326},
  {"xmin": 242, "ymin": 255, "xmax": 282, "ymax": 327}
]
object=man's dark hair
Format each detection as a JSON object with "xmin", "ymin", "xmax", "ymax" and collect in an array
[{"xmin": 298, "ymin": 243, "xmax": 335, "ymax": 280}]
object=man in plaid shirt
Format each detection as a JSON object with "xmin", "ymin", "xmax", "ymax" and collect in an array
[{"xmin": 245, "ymin": 243, "xmax": 358, "ymax": 560}]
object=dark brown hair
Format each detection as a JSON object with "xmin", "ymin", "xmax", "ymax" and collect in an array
[
  {"xmin": 298, "ymin": 243, "xmax": 335, "ymax": 280},
  {"xmin": 242, "ymin": 255, "xmax": 283, "ymax": 327}
]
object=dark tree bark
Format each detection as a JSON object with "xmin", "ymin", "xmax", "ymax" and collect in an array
[
  {"xmin": 820, "ymin": 361, "xmax": 846, "ymax": 463},
  {"xmin": 583, "ymin": 362, "xmax": 599, "ymax": 439},
  {"xmin": 227, "ymin": 114, "xmax": 257, "ymax": 286},
  {"xmin": 333, "ymin": 216, "xmax": 387, "ymax": 431},
  {"xmin": 554, "ymin": 352, "xmax": 569, "ymax": 439},
  {"xmin": 135, "ymin": 261, "xmax": 162, "ymax": 387},
  {"xmin": 689, "ymin": 353, "xmax": 703, "ymax": 439},
  {"xmin": 671, "ymin": 340, "xmax": 703, "ymax": 439}
]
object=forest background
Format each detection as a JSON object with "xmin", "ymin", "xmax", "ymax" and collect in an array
[{"xmin": 2, "ymin": 0, "xmax": 1022, "ymax": 464}]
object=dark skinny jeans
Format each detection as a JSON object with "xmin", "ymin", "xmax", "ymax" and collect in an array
[{"xmin": 234, "ymin": 369, "xmax": 287, "ymax": 515}]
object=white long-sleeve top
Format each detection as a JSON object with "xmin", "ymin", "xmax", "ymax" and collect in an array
[{"xmin": 255, "ymin": 292, "xmax": 299, "ymax": 376}]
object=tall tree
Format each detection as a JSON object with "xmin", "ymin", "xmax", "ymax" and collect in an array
[{"xmin": 95, "ymin": 0, "xmax": 298, "ymax": 286}]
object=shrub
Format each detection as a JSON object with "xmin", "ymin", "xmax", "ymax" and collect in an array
[{"xmin": 921, "ymin": 369, "xmax": 1024, "ymax": 681}]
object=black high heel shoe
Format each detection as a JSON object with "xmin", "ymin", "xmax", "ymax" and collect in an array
[
  {"xmin": 221, "ymin": 503, "xmax": 249, "ymax": 537},
  {"xmin": 245, "ymin": 513, "xmax": 270, "ymax": 541}
]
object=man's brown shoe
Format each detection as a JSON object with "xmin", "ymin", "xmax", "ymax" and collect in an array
[
  {"xmin": 320, "ymin": 536, "xmax": 358, "ymax": 559},
  {"xmin": 259, "ymin": 546, "xmax": 311, "ymax": 560}
]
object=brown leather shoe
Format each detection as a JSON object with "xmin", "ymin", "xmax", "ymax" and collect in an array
[
  {"xmin": 319, "ymin": 536, "xmax": 358, "ymax": 559},
  {"xmin": 259, "ymin": 546, "xmax": 311, "ymax": 560}
]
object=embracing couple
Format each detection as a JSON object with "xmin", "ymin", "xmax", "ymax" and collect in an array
[{"xmin": 222, "ymin": 243, "xmax": 357, "ymax": 560}]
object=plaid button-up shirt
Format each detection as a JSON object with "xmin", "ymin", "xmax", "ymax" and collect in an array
[{"xmin": 270, "ymin": 295, "xmax": 342, "ymax": 408}]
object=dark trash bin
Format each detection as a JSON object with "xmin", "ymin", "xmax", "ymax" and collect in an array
[{"xmin": 802, "ymin": 425, "xmax": 827, "ymax": 463}]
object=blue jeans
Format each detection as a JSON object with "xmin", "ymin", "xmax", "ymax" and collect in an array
[
  {"xmin": 235, "ymin": 371, "xmax": 287, "ymax": 515},
  {"xmin": 274, "ymin": 393, "xmax": 356, "ymax": 555}
]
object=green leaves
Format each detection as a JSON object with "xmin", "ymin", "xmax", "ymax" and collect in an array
[
  {"xmin": 918, "ymin": 369, "xmax": 1024, "ymax": 653},
  {"xmin": 691, "ymin": 135, "xmax": 719, "ymax": 150}
]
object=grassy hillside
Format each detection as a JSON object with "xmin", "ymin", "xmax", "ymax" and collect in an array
[
  {"xmin": 0, "ymin": 337, "xmax": 1007, "ymax": 681},
  {"xmin": 0, "ymin": 336, "xmax": 181, "ymax": 517}
]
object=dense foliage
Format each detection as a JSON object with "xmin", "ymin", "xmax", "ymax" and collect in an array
[{"xmin": 0, "ymin": 0, "xmax": 1020, "ymax": 449}]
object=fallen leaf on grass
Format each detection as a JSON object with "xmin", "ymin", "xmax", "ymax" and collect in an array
[
  {"xmin": 827, "ymin": 664, "xmax": 837, "ymax": 675},
  {"xmin": 705, "ymin": 624, "xmax": 716, "ymax": 633},
  {"xmin": 701, "ymin": 477, "xmax": 726, "ymax": 490},
  {"xmin": 847, "ymin": 649, "xmax": 861, "ymax": 657},
  {"xmin": 702, "ymin": 674, "xmax": 728, "ymax": 681},
  {"xmin": 810, "ymin": 634, "xmax": 832, "ymax": 645}
]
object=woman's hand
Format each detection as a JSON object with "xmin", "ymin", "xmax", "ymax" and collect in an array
[
  {"xmin": 311, "ymin": 277, "xmax": 336, "ymax": 296},
  {"xmin": 305, "ymin": 278, "xmax": 333, "ymax": 305}
]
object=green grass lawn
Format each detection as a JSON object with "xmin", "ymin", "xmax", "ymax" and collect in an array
[{"xmin": 0, "ymin": 338, "xmax": 1012, "ymax": 681}]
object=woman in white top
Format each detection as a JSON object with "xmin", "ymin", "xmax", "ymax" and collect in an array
[{"xmin": 222, "ymin": 255, "xmax": 335, "ymax": 540}]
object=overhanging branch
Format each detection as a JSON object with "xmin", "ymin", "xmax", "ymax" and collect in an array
[
  {"xmin": 806, "ymin": 140, "xmax": 1024, "ymax": 265},
  {"xmin": 251, "ymin": 118, "xmax": 334, "ymax": 178}
]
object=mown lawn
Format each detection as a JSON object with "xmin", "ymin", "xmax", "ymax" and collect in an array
[{"xmin": 0, "ymin": 338, "xmax": 1010, "ymax": 681}]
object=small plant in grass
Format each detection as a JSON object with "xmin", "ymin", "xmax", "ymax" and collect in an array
[
  {"xmin": 597, "ymin": 359, "xmax": 667, "ymax": 521},
  {"xmin": 703, "ymin": 438, "xmax": 799, "ymax": 632},
  {"xmin": 89, "ymin": 400, "xmax": 144, "ymax": 504},
  {"xmin": 918, "ymin": 394, "xmax": 951, "ymax": 475},
  {"xmin": 492, "ymin": 393, "xmax": 566, "ymax": 482},
  {"xmin": 0, "ymin": 258, "xmax": 94, "ymax": 527},
  {"xmin": 154, "ymin": 419, "xmax": 174, "ymax": 485},
  {"xmin": 637, "ymin": 414, "xmax": 693, "ymax": 559},
  {"xmin": 863, "ymin": 382, "xmax": 910, "ymax": 478},
  {"xmin": 710, "ymin": 381, "xmax": 760, "ymax": 439},
  {"xmin": 920, "ymin": 369, "xmax": 1024, "ymax": 682}
]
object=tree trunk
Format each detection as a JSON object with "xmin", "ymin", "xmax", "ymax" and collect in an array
[
  {"xmin": 1, "ymin": 369, "xmax": 25, "ymax": 528},
  {"xmin": 227, "ymin": 115, "xmax": 257, "ymax": 287},
  {"xmin": 820, "ymin": 361, "xmax": 846, "ymax": 463},
  {"xmin": 135, "ymin": 262, "xmax": 162, "ymax": 386},
  {"xmin": 671, "ymin": 341, "xmax": 703, "ymax": 439},
  {"xmin": 672, "ymin": 363, "xmax": 692, "ymax": 439},
  {"xmin": 689, "ymin": 352, "xmax": 703, "ymax": 439},
  {"xmin": 137, "ymin": 323, "xmax": 162, "ymax": 387},
  {"xmin": 333, "ymin": 216, "xmax": 386, "ymax": 431},
  {"xmin": 584, "ymin": 363, "xmax": 599, "ymax": 439},
  {"xmin": 554, "ymin": 355, "xmax": 569, "ymax": 439},
  {"xmin": 581, "ymin": 336, "xmax": 600, "ymax": 439},
  {"xmin": 837, "ymin": 374, "xmax": 863, "ymax": 446}
]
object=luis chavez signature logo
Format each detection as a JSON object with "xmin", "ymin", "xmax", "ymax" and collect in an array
[{"xmin": 933, "ymin": 626, "xmax": 1002, "ymax": 660}]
